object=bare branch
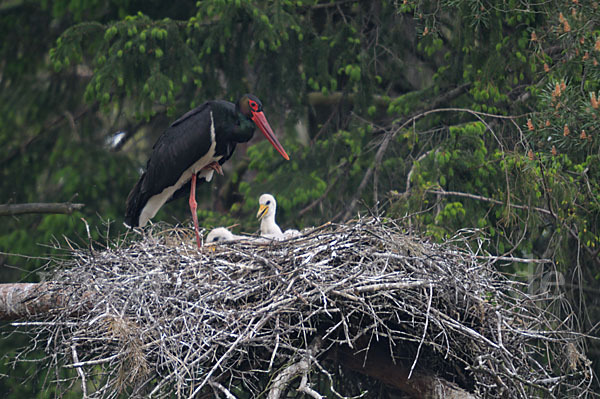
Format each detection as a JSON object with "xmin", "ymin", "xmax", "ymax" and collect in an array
[
  {"xmin": 421, "ymin": 189, "xmax": 553, "ymax": 216},
  {"xmin": 71, "ymin": 346, "xmax": 88, "ymax": 398},
  {"xmin": 268, "ymin": 338, "xmax": 322, "ymax": 399},
  {"xmin": 209, "ymin": 380, "xmax": 237, "ymax": 399},
  {"xmin": 268, "ymin": 359, "xmax": 312, "ymax": 399},
  {"xmin": 297, "ymin": 374, "xmax": 322, "ymax": 399},
  {"xmin": 0, "ymin": 202, "xmax": 85, "ymax": 216},
  {"xmin": 0, "ymin": 283, "xmax": 69, "ymax": 320},
  {"xmin": 408, "ymin": 283, "xmax": 433, "ymax": 379}
]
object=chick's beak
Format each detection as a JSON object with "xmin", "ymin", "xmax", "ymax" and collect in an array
[{"xmin": 257, "ymin": 204, "xmax": 269, "ymax": 219}]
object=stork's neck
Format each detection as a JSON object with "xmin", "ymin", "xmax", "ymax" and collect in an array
[
  {"xmin": 232, "ymin": 115, "xmax": 256, "ymax": 143},
  {"xmin": 210, "ymin": 105, "xmax": 255, "ymax": 161},
  {"xmin": 260, "ymin": 214, "xmax": 282, "ymax": 236},
  {"xmin": 210, "ymin": 101, "xmax": 255, "ymax": 144}
]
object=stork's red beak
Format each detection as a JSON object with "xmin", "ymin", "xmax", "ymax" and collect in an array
[{"xmin": 251, "ymin": 111, "xmax": 290, "ymax": 160}]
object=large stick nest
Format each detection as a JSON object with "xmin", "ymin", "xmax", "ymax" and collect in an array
[{"xmin": 14, "ymin": 217, "xmax": 594, "ymax": 398}]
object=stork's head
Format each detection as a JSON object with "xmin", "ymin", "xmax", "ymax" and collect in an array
[
  {"xmin": 256, "ymin": 193, "xmax": 277, "ymax": 220},
  {"xmin": 238, "ymin": 94, "xmax": 289, "ymax": 160}
]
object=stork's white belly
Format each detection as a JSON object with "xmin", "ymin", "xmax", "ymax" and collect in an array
[{"xmin": 138, "ymin": 111, "xmax": 222, "ymax": 227}]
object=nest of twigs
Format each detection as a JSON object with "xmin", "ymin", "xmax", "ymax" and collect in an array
[{"xmin": 14, "ymin": 217, "xmax": 594, "ymax": 398}]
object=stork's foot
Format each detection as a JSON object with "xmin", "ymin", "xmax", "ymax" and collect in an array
[{"xmin": 202, "ymin": 161, "xmax": 223, "ymax": 176}]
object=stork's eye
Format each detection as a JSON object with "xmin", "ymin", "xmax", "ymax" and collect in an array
[
  {"xmin": 266, "ymin": 200, "xmax": 271, "ymax": 205},
  {"xmin": 213, "ymin": 237, "xmax": 220, "ymax": 242},
  {"xmin": 248, "ymin": 100, "xmax": 259, "ymax": 111}
]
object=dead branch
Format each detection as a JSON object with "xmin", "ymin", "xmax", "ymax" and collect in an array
[
  {"xmin": 268, "ymin": 359, "xmax": 313, "ymax": 399},
  {"xmin": 268, "ymin": 338, "xmax": 322, "ymax": 399},
  {"xmin": 0, "ymin": 202, "xmax": 84, "ymax": 216},
  {"xmin": 71, "ymin": 345, "xmax": 88, "ymax": 398},
  {"xmin": 422, "ymin": 189, "xmax": 553, "ymax": 216},
  {"xmin": 209, "ymin": 380, "xmax": 237, "ymax": 399}
]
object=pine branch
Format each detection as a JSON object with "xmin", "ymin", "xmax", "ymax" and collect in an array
[
  {"xmin": 1, "ymin": 105, "xmax": 92, "ymax": 167},
  {"xmin": 341, "ymin": 85, "xmax": 472, "ymax": 221}
]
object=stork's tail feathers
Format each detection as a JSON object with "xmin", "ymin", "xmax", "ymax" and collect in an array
[{"xmin": 125, "ymin": 173, "xmax": 147, "ymax": 228}]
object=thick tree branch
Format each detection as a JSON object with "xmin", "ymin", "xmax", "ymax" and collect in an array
[
  {"xmin": 268, "ymin": 337, "xmax": 322, "ymax": 399},
  {"xmin": 0, "ymin": 202, "xmax": 84, "ymax": 216},
  {"xmin": 268, "ymin": 358, "xmax": 313, "ymax": 399},
  {"xmin": 0, "ymin": 283, "xmax": 65, "ymax": 320},
  {"xmin": 209, "ymin": 380, "xmax": 237, "ymax": 399}
]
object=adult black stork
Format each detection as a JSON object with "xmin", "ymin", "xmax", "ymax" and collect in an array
[{"xmin": 125, "ymin": 94, "xmax": 289, "ymax": 248}]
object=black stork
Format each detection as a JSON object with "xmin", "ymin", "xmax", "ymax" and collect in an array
[{"xmin": 125, "ymin": 94, "xmax": 289, "ymax": 248}]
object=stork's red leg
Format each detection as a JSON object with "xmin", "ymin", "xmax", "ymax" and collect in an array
[{"xmin": 189, "ymin": 174, "xmax": 202, "ymax": 249}]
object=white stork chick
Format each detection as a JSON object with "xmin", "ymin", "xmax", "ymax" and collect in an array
[
  {"xmin": 256, "ymin": 194, "xmax": 284, "ymax": 238},
  {"xmin": 205, "ymin": 227, "xmax": 243, "ymax": 244}
]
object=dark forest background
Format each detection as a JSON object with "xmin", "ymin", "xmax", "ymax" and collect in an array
[{"xmin": 1, "ymin": 0, "xmax": 599, "ymax": 396}]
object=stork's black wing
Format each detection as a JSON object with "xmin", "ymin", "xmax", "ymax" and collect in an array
[
  {"xmin": 125, "ymin": 101, "xmax": 219, "ymax": 226},
  {"xmin": 140, "ymin": 103, "xmax": 214, "ymax": 196},
  {"xmin": 167, "ymin": 100, "xmax": 240, "ymax": 203}
]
